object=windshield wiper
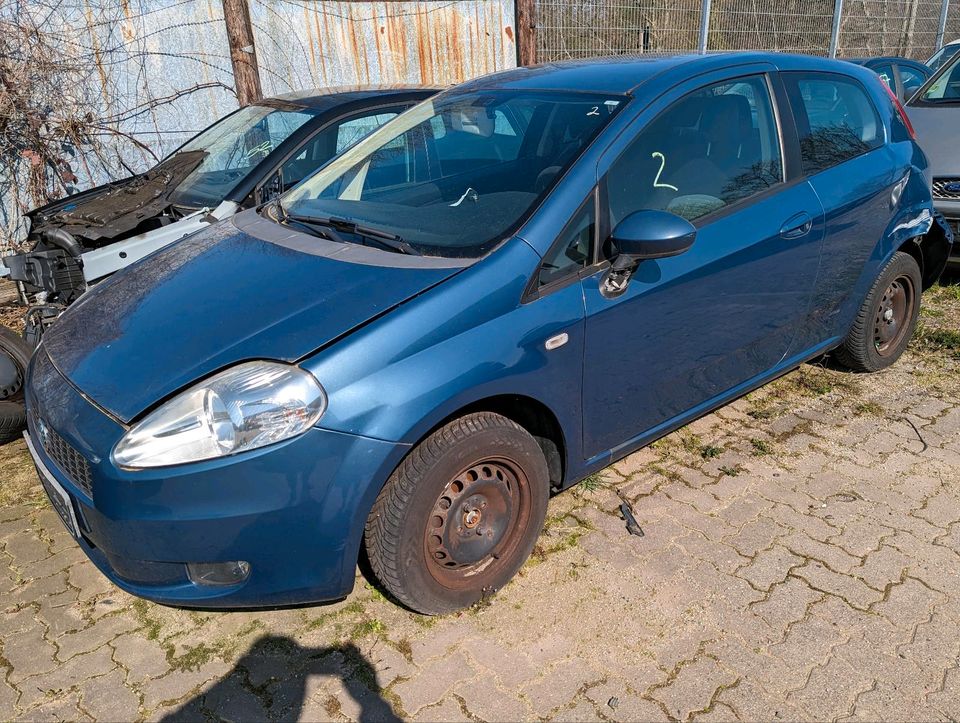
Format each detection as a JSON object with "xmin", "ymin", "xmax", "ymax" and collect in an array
[{"xmin": 279, "ymin": 209, "xmax": 421, "ymax": 256}]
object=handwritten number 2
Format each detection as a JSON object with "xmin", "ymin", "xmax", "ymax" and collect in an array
[{"xmin": 651, "ymin": 152, "xmax": 679, "ymax": 191}]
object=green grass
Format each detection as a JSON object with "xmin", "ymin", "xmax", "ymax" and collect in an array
[
  {"xmin": 700, "ymin": 444, "xmax": 723, "ymax": 459},
  {"xmin": 750, "ymin": 438, "xmax": 774, "ymax": 456},
  {"xmin": 853, "ymin": 400, "xmax": 884, "ymax": 416},
  {"xmin": 579, "ymin": 473, "xmax": 604, "ymax": 492}
]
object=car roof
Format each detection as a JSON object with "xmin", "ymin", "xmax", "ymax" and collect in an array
[
  {"xmin": 848, "ymin": 56, "xmax": 924, "ymax": 64},
  {"xmin": 454, "ymin": 52, "xmax": 876, "ymax": 95},
  {"xmin": 266, "ymin": 85, "xmax": 439, "ymax": 110}
]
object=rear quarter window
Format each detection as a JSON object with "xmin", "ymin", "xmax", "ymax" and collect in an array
[{"xmin": 784, "ymin": 72, "xmax": 884, "ymax": 176}]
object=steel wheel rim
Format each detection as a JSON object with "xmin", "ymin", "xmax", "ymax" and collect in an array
[
  {"xmin": 0, "ymin": 352, "xmax": 22, "ymax": 401},
  {"xmin": 424, "ymin": 457, "xmax": 532, "ymax": 588},
  {"xmin": 873, "ymin": 274, "xmax": 914, "ymax": 357}
]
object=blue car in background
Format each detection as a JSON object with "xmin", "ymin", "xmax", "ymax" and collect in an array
[
  {"xmin": 848, "ymin": 56, "xmax": 932, "ymax": 101},
  {"xmin": 25, "ymin": 53, "xmax": 952, "ymax": 615}
]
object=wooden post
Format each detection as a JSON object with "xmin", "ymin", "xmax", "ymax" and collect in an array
[
  {"xmin": 222, "ymin": 0, "xmax": 262, "ymax": 105},
  {"xmin": 516, "ymin": 0, "xmax": 537, "ymax": 66}
]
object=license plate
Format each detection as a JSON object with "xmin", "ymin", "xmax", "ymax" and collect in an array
[{"xmin": 24, "ymin": 432, "xmax": 80, "ymax": 539}]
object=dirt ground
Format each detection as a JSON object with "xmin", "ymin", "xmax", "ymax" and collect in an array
[{"xmin": 0, "ymin": 281, "xmax": 958, "ymax": 721}]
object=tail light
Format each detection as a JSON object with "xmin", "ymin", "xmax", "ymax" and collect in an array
[{"xmin": 882, "ymin": 82, "xmax": 917, "ymax": 140}]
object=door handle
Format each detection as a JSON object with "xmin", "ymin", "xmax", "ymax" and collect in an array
[{"xmin": 780, "ymin": 212, "xmax": 814, "ymax": 240}]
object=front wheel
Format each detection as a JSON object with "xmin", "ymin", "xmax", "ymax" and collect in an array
[
  {"xmin": 364, "ymin": 412, "xmax": 549, "ymax": 615},
  {"xmin": 834, "ymin": 251, "xmax": 921, "ymax": 372}
]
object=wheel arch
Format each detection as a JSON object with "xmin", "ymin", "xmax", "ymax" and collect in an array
[{"xmin": 903, "ymin": 212, "xmax": 953, "ymax": 289}]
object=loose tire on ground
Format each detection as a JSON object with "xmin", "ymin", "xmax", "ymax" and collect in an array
[
  {"xmin": 0, "ymin": 325, "xmax": 30, "ymax": 401},
  {"xmin": 834, "ymin": 251, "xmax": 921, "ymax": 372},
  {"xmin": 0, "ymin": 402, "xmax": 26, "ymax": 445},
  {"xmin": 364, "ymin": 412, "xmax": 550, "ymax": 615}
]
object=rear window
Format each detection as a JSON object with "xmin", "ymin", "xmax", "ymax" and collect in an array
[{"xmin": 784, "ymin": 72, "xmax": 884, "ymax": 176}]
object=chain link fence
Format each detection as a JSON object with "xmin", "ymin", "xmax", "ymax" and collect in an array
[{"xmin": 536, "ymin": 0, "xmax": 960, "ymax": 61}]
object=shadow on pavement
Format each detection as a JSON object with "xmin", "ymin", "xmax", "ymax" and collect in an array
[{"xmin": 163, "ymin": 634, "xmax": 401, "ymax": 722}]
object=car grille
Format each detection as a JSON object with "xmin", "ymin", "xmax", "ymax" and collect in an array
[
  {"xmin": 932, "ymin": 178, "xmax": 960, "ymax": 201},
  {"xmin": 33, "ymin": 413, "xmax": 93, "ymax": 497}
]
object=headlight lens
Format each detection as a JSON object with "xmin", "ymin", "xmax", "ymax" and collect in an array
[{"xmin": 113, "ymin": 361, "xmax": 326, "ymax": 469}]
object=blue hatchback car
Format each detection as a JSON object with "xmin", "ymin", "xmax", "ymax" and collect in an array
[{"xmin": 26, "ymin": 53, "xmax": 952, "ymax": 614}]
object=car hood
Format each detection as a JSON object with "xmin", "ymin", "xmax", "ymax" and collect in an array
[
  {"xmin": 41, "ymin": 211, "xmax": 467, "ymax": 423},
  {"xmin": 28, "ymin": 151, "xmax": 207, "ymax": 245},
  {"xmin": 906, "ymin": 105, "xmax": 960, "ymax": 177}
]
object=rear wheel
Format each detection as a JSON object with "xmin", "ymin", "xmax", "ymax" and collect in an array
[
  {"xmin": 835, "ymin": 251, "xmax": 921, "ymax": 372},
  {"xmin": 364, "ymin": 412, "xmax": 549, "ymax": 615}
]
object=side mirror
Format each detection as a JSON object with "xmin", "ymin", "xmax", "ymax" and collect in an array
[
  {"xmin": 611, "ymin": 210, "xmax": 697, "ymax": 261},
  {"xmin": 602, "ymin": 210, "xmax": 696, "ymax": 297}
]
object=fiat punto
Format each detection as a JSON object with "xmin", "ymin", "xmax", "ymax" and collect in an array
[{"xmin": 26, "ymin": 53, "xmax": 952, "ymax": 614}]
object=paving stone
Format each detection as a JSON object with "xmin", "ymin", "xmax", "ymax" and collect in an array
[
  {"xmin": 453, "ymin": 673, "xmax": 530, "ymax": 721},
  {"xmin": 0, "ymin": 679, "xmax": 18, "ymax": 721},
  {"xmin": 463, "ymin": 637, "xmax": 537, "ymax": 689},
  {"xmin": 15, "ymin": 690, "xmax": 91, "ymax": 722},
  {"xmin": 650, "ymin": 657, "xmax": 739, "ymax": 721},
  {"xmin": 4, "ymin": 626, "xmax": 58, "ymax": 683},
  {"xmin": 872, "ymin": 576, "xmax": 946, "ymax": 630},
  {"xmin": 521, "ymin": 659, "xmax": 600, "ymax": 717},
  {"xmin": 736, "ymin": 544, "xmax": 803, "ymax": 591},
  {"xmin": 584, "ymin": 682, "xmax": 670, "ymax": 723},
  {"xmin": 78, "ymin": 668, "xmax": 141, "ymax": 721},
  {"xmin": 141, "ymin": 660, "xmax": 230, "ymax": 711},
  {"xmin": 4, "ymin": 533, "xmax": 51, "ymax": 567},
  {"xmin": 790, "ymin": 561, "xmax": 884, "ymax": 610},
  {"xmin": 55, "ymin": 613, "xmax": 139, "ymax": 661},
  {"xmin": 393, "ymin": 651, "xmax": 475, "ymax": 716},
  {"xmin": 111, "ymin": 632, "xmax": 171, "ymax": 683},
  {"xmin": 408, "ymin": 620, "xmax": 477, "ymax": 665},
  {"xmin": 410, "ymin": 696, "xmax": 470, "ymax": 722},
  {"xmin": 16, "ymin": 646, "xmax": 116, "ymax": 711},
  {"xmin": 786, "ymin": 654, "xmax": 873, "ymax": 720}
]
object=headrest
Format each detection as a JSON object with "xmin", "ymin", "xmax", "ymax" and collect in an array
[
  {"xmin": 450, "ymin": 107, "xmax": 495, "ymax": 137},
  {"xmin": 701, "ymin": 94, "xmax": 751, "ymax": 138}
]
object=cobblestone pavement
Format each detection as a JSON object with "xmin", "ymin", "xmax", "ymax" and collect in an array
[{"xmin": 1, "ymin": 284, "xmax": 959, "ymax": 722}]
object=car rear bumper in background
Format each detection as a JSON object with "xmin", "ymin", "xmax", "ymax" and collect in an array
[
  {"xmin": 25, "ymin": 349, "xmax": 405, "ymax": 608},
  {"xmin": 933, "ymin": 199, "xmax": 960, "ymax": 265}
]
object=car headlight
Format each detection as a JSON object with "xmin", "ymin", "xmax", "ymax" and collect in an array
[{"xmin": 113, "ymin": 361, "xmax": 326, "ymax": 469}]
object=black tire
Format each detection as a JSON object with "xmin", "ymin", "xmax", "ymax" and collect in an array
[
  {"xmin": 835, "ymin": 251, "xmax": 921, "ymax": 372},
  {"xmin": 0, "ymin": 325, "xmax": 31, "ymax": 402},
  {"xmin": 0, "ymin": 402, "xmax": 26, "ymax": 445},
  {"xmin": 364, "ymin": 412, "xmax": 550, "ymax": 615}
]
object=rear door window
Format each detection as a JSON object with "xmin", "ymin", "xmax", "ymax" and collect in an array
[
  {"xmin": 871, "ymin": 63, "xmax": 896, "ymax": 93},
  {"xmin": 783, "ymin": 73, "xmax": 884, "ymax": 176}
]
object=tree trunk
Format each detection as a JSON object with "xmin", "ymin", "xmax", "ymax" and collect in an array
[{"xmin": 222, "ymin": 0, "xmax": 262, "ymax": 105}]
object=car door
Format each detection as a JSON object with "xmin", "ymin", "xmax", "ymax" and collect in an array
[
  {"xmin": 579, "ymin": 72, "xmax": 825, "ymax": 458},
  {"xmin": 780, "ymin": 72, "xmax": 901, "ymax": 345},
  {"xmin": 255, "ymin": 107, "xmax": 407, "ymax": 203},
  {"xmin": 895, "ymin": 62, "xmax": 930, "ymax": 101}
]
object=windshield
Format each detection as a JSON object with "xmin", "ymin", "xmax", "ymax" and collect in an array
[
  {"xmin": 912, "ymin": 49, "xmax": 960, "ymax": 104},
  {"xmin": 281, "ymin": 90, "xmax": 625, "ymax": 257},
  {"xmin": 168, "ymin": 104, "xmax": 318, "ymax": 208},
  {"xmin": 927, "ymin": 43, "xmax": 960, "ymax": 72}
]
